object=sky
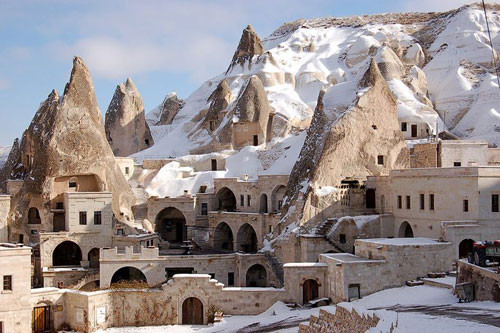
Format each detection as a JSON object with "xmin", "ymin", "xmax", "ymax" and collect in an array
[{"xmin": 0, "ymin": 0, "xmax": 480, "ymax": 146}]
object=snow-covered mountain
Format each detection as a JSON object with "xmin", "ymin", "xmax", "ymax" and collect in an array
[
  {"xmin": 0, "ymin": 146, "xmax": 10, "ymax": 168},
  {"xmin": 138, "ymin": 3, "xmax": 500, "ymax": 196}
]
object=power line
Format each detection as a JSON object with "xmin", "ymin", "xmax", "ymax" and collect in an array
[{"xmin": 482, "ymin": 0, "xmax": 500, "ymax": 91}]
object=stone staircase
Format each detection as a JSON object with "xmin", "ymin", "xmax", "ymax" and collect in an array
[
  {"xmin": 318, "ymin": 218, "xmax": 344, "ymax": 253},
  {"xmin": 264, "ymin": 252, "xmax": 284, "ymax": 287},
  {"xmin": 191, "ymin": 231, "xmax": 211, "ymax": 251},
  {"xmin": 71, "ymin": 271, "xmax": 100, "ymax": 290}
]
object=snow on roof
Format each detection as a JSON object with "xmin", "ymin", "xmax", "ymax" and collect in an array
[
  {"xmin": 283, "ymin": 262, "xmax": 328, "ymax": 268},
  {"xmin": 173, "ymin": 274, "xmax": 211, "ymax": 278},
  {"xmin": 321, "ymin": 252, "xmax": 384, "ymax": 263},
  {"xmin": 358, "ymin": 237, "xmax": 446, "ymax": 246}
]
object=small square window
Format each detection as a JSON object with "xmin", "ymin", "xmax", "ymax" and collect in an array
[
  {"xmin": 454, "ymin": 162, "xmax": 461, "ymax": 167},
  {"xmin": 339, "ymin": 234, "xmax": 346, "ymax": 244},
  {"xmin": 201, "ymin": 203, "xmax": 208, "ymax": 216},
  {"xmin": 145, "ymin": 139, "xmax": 150, "ymax": 146},
  {"xmin": 117, "ymin": 228, "xmax": 124, "ymax": 236},
  {"xmin": 463, "ymin": 199, "xmax": 469, "ymax": 212},
  {"xmin": 199, "ymin": 185, "xmax": 207, "ymax": 193},
  {"xmin": 79, "ymin": 211, "xmax": 87, "ymax": 225},
  {"xmin": 56, "ymin": 202, "xmax": 64, "ymax": 209},
  {"xmin": 209, "ymin": 273, "xmax": 215, "ymax": 279},
  {"xmin": 3, "ymin": 275, "xmax": 12, "ymax": 291},
  {"xmin": 377, "ymin": 155, "xmax": 384, "ymax": 165},
  {"xmin": 69, "ymin": 182, "xmax": 77, "ymax": 188}
]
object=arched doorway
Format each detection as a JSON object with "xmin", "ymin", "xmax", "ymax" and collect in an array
[
  {"xmin": 246, "ymin": 264, "xmax": 267, "ymax": 287},
  {"xmin": 182, "ymin": 297, "xmax": 204, "ymax": 325},
  {"xmin": 259, "ymin": 194, "xmax": 268, "ymax": 213},
  {"xmin": 214, "ymin": 222, "xmax": 233, "ymax": 251},
  {"xmin": 398, "ymin": 221, "xmax": 414, "ymax": 238},
  {"xmin": 52, "ymin": 241, "xmax": 82, "ymax": 266},
  {"xmin": 459, "ymin": 239, "xmax": 475, "ymax": 258},
  {"xmin": 155, "ymin": 207, "xmax": 187, "ymax": 243},
  {"xmin": 216, "ymin": 187, "xmax": 237, "ymax": 212},
  {"xmin": 271, "ymin": 185, "xmax": 286, "ymax": 212},
  {"xmin": 28, "ymin": 207, "xmax": 41, "ymax": 224},
  {"xmin": 111, "ymin": 267, "xmax": 147, "ymax": 285},
  {"xmin": 366, "ymin": 189, "xmax": 376, "ymax": 209},
  {"xmin": 303, "ymin": 279, "xmax": 319, "ymax": 304},
  {"xmin": 88, "ymin": 248, "xmax": 100, "ymax": 269},
  {"xmin": 237, "ymin": 223, "xmax": 258, "ymax": 253}
]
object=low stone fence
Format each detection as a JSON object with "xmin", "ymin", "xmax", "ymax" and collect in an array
[{"xmin": 456, "ymin": 259, "xmax": 500, "ymax": 301}]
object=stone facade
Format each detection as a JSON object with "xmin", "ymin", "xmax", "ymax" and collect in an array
[
  {"xmin": 456, "ymin": 259, "xmax": 500, "ymax": 302},
  {"xmin": 283, "ymin": 263, "xmax": 328, "ymax": 305},
  {"xmin": 0, "ymin": 244, "xmax": 32, "ymax": 333},
  {"xmin": 114, "ymin": 157, "xmax": 135, "ymax": 180},
  {"xmin": 410, "ymin": 140, "xmax": 490, "ymax": 168},
  {"xmin": 0, "ymin": 195, "xmax": 9, "ymax": 242}
]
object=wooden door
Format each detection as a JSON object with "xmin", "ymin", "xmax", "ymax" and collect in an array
[
  {"xmin": 33, "ymin": 306, "xmax": 50, "ymax": 332},
  {"xmin": 182, "ymin": 297, "xmax": 203, "ymax": 325},
  {"xmin": 303, "ymin": 279, "xmax": 319, "ymax": 304},
  {"xmin": 411, "ymin": 124, "xmax": 418, "ymax": 138}
]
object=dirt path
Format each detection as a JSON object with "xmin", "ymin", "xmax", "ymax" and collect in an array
[{"xmin": 370, "ymin": 304, "xmax": 500, "ymax": 327}]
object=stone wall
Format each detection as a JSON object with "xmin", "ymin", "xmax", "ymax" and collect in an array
[
  {"xmin": 283, "ymin": 263, "xmax": 328, "ymax": 304},
  {"xmin": 0, "ymin": 195, "xmax": 10, "ymax": 242},
  {"xmin": 143, "ymin": 159, "xmax": 174, "ymax": 170},
  {"xmin": 410, "ymin": 142, "xmax": 437, "ymax": 168},
  {"xmin": 456, "ymin": 259, "xmax": 500, "ymax": 302}
]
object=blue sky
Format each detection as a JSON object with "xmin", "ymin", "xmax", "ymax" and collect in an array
[{"xmin": 0, "ymin": 0, "xmax": 475, "ymax": 146}]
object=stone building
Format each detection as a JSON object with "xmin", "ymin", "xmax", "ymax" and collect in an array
[{"xmin": 410, "ymin": 140, "xmax": 492, "ymax": 168}]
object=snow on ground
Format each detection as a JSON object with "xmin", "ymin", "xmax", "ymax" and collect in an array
[
  {"xmin": 0, "ymin": 145, "xmax": 10, "ymax": 168},
  {"xmin": 93, "ymin": 285, "xmax": 500, "ymax": 333}
]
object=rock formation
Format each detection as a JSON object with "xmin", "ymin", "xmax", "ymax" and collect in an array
[
  {"xmin": 155, "ymin": 93, "xmax": 184, "ymax": 125},
  {"xmin": 226, "ymin": 25, "xmax": 265, "ymax": 74},
  {"xmin": 0, "ymin": 138, "xmax": 20, "ymax": 193},
  {"xmin": 202, "ymin": 79, "xmax": 232, "ymax": 131},
  {"xmin": 281, "ymin": 59, "xmax": 410, "ymax": 227},
  {"xmin": 4, "ymin": 57, "xmax": 136, "ymax": 235},
  {"xmin": 105, "ymin": 78, "xmax": 154, "ymax": 156}
]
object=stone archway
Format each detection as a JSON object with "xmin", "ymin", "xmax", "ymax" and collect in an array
[
  {"xmin": 246, "ymin": 264, "xmax": 267, "ymax": 287},
  {"xmin": 88, "ymin": 248, "xmax": 100, "ymax": 269},
  {"xmin": 52, "ymin": 241, "xmax": 82, "ymax": 266},
  {"xmin": 155, "ymin": 207, "xmax": 187, "ymax": 244},
  {"xmin": 459, "ymin": 239, "xmax": 475, "ymax": 258},
  {"xmin": 182, "ymin": 297, "xmax": 204, "ymax": 325},
  {"xmin": 303, "ymin": 279, "xmax": 319, "ymax": 304},
  {"xmin": 237, "ymin": 223, "xmax": 258, "ymax": 253},
  {"xmin": 398, "ymin": 221, "xmax": 414, "ymax": 238},
  {"xmin": 111, "ymin": 266, "xmax": 147, "ymax": 285},
  {"xmin": 271, "ymin": 185, "xmax": 286, "ymax": 212},
  {"xmin": 214, "ymin": 222, "xmax": 233, "ymax": 251},
  {"xmin": 259, "ymin": 194, "xmax": 268, "ymax": 213},
  {"xmin": 216, "ymin": 187, "xmax": 237, "ymax": 212}
]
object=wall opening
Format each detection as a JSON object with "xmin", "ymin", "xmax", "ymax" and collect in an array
[
  {"xmin": 459, "ymin": 239, "xmax": 475, "ymax": 259},
  {"xmin": 246, "ymin": 264, "xmax": 267, "ymax": 287},
  {"xmin": 182, "ymin": 297, "xmax": 204, "ymax": 325},
  {"xmin": 271, "ymin": 185, "xmax": 286, "ymax": 212},
  {"xmin": 52, "ymin": 241, "xmax": 82, "ymax": 266},
  {"xmin": 88, "ymin": 248, "xmax": 100, "ymax": 269},
  {"xmin": 237, "ymin": 223, "xmax": 258, "ymax": 253},
  {"xmin": 111, "ymin": 266, "xmax": 147, "ymax": 285},
  {"xmin": 398, "ymin": 221, "xmax": 414, "ymax": 238},
  {"xmin": 155, "ymin": 207, "xmax": 187, "ymax": 244},
  {"xmin": 33, "ymin": 305, "xmax": 51, "ymax": 333},
  {"xmin": 213, "ymin": 222, "xmax": 233, "ymax": 252},
  {"xmin": 259, "ymin": 193, "xmax": 268, "ymax": 213},
  {"xmin": 28, "ymin": 207, "xmax": 41, "ymax": 224},
  {"xmin": 303, "ymin": 279, "xmax": 319, "ymax": 304},
  {"xmin": 216, "ymin": 187, "xmax": 237, "ymax": 212},
  {"xmin": 253, "ymin": 135, "xmax": 259, "ymax": 146},
  {"xmin": 366, "ymin": 189, "xmax": 376, "ymax": 209}
]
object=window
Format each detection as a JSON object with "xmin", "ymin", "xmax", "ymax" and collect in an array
[
  {"xmin": 18, "ymin": 234, "xmax": 23, "ymax": 244},
  {"xmin": 209, "ymin": 273, "xmax": 215, "ymax": 279},
  {"xmin": 247, "ymin": 195, "xmax": 251, "ymax": 206},
  {"xmin": 0, "ymin": 321, "xmax": 3, "ymax": 333},
  {"xmin": 268, "ymin": 225, "xmax": 273, "ymax": 233},
  {"xmin": 117, "ymin": 228, "xmax": 124, "ymax": 236},
  {"xmin": 401, "ymin": 122, "xmax": 407, "ymax": 132},
  {"xmin": 199, "ymin": 185, "xmax": 207, "ymax": 193},
  {"xmin": 56, "ymin": 202, "xmax": 64, "ymax": 209},
  {"xmin": 201, "ymin": 203, "xmax": 208, "ymax": 216},
  {"xmin": 420, "ymin": 194, "xmax": 425, "ymax": 210},
  {"xmin": 228, "ymin": 272, "xmax": 235, "ymax": 286},
  {"xmin": 377, "ymin": 155, "xmax": 384, "ymax": 165},
  {"xmin": 339, "ymin": 234, "xmax": 346, "ymax": 244},
  {"xmin": 211, "ymin": 159, "xmax": 217, "ymax": 171},
  {"xmin": 240, "ymin": 195, "xmax": 244, "ymax": 207},
  {"xmin": 429, "ymin": 194, "xmax": 435, "ymax": 211},
  {"xmin": 3, "ymin": 275, "xmax": 12, "ymax": 291},
  {"xmin": 253, "ymin": 135, "xmax": 259, "ymax": 146},
  {"xmin": 30, "ymin": 229, "xmax": 38, "ymax": 235},
  {"xmin": 406, "ymin": 196, "xmax": 411, "ymax": 209},
  {"xmin": 69, "ymin": 181, "xmax": 77, "ymax": 188},
  {"xmin": 145, "ymin": 139, "xmax": 150, "ymax": 146},
  {"xmin": 397, "ymin": 195, "xmax": 402, "ymax": 209},
  {"xmin": 493, "ymin": 194, "xmax": 499, "ymax": 213},
  {"xmin": 454, "ymin": 162, "xmax": 461, "ymax": 167},
  {"xmin": 94, "ymin": 211, "xmax": 102, "ymax": 225},
  {"xmin": 209, "ymin": 121, "xmax": 215, "ymax": 131},
  {"xmin": 125, "ymin": 167, "xmax": 130, "ymax": 175},
  {"xmin": 79, "ymin": 211, "xmax": 87, "ymax": 225},
  {"xmin": 463, "ymin": 199, "xmax": 469, "ymax": 212}
]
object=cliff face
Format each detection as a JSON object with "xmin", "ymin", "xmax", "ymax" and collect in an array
[
  {"xmin": 105, "ymin": 78, "xmax": 154, "ymax": 157},
  {"xmin": 5, "ymin": 57, "xmax": 136, "ymax": 235},
  {"xmin": 282, "ymin": 59, "xmax": 410, "ymax": 226}
]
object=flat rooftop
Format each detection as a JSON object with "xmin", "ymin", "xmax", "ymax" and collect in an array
[
  {"xmin": 320, "ymin": 253, "xmax": 384, "ymax": 263},
  {"xmin": 0, "ymin": 243, "xmax": 31, "ymax": 251},
  {"xmin": 390, "ymin": 166, "xmax": 500, "ymax": 178},
  {"xmin": 357, "ymin": 237, "xmax": 447, "ymax": 246}
]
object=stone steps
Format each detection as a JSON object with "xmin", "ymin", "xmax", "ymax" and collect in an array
[{"xmin": 264, "ymin": 252, "xmax": 284, "ymax": 287}]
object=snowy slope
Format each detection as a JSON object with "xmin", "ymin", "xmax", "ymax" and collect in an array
[
  {"xmin": 0, "ymin": 146, "xmax": 10, "ymax": 168},
  {"xmin": 137, "ymin": 4, "xmax": 500, "ymax": 198}
]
